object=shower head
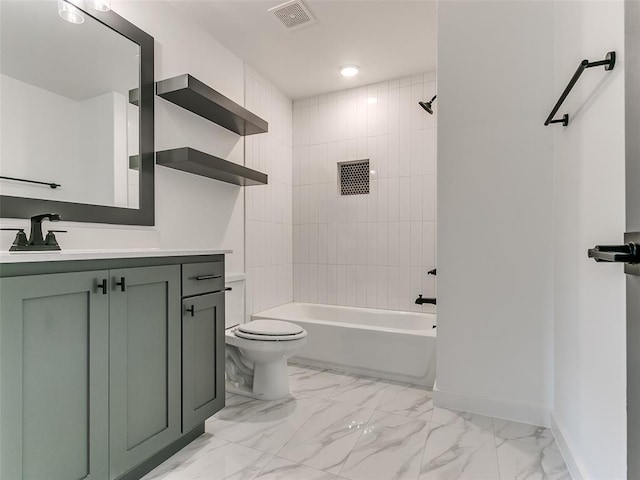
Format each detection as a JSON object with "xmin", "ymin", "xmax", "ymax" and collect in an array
[
  {"xmin": 419, "ymin": 95, "xmax": 437, "ymax": 115},
  {"xmin": 419, "ymin": 101, "xmax": 433, "ymax": 114}
]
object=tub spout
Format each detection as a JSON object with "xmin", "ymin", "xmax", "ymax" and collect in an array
[{"xmin": 415, "ymin": 295, "xmax": 436, "ymax": 305}]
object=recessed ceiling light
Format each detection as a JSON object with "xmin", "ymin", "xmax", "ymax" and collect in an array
[{"xmin": 340, "ymin": 65, "xmax": 360, "ymax": 77}]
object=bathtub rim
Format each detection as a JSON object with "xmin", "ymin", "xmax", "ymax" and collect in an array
[{"xmin": 251, "ymin": 302, "xmax": 437, "ymax": 338}]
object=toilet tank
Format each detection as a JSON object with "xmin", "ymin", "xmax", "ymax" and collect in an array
[{"xmin": 225, "ymin": 273, "xmax": 245, "ymax": 329}]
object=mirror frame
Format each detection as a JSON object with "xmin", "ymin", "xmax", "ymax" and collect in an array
[{"xmin": 0, "ymin": 3, "xmax": 155, "ymax": 226}]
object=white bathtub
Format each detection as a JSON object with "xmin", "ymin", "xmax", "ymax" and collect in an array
[{"xmin": 251, "ymin": 303, "xmax": 436, "ymax": 387}]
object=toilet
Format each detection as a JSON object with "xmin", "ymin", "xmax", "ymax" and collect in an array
[{"xmin": 224, "ymin": 275, "xmax": 307, "ymax": 400}]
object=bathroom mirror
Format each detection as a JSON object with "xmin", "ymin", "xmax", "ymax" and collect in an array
[{"xmin": 0, "ymin": 0, "xmax": 155, "ymax": 225}]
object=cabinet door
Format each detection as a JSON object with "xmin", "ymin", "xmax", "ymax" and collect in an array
[
  {"xmin": 182, "ymin": 291, "xmax": 225, "ymax": 431},
  {"xmin": 0, "ymin": 271, "xmax": 110, "ymax": 480},
  {"xmin": 109, "ymin": 265, "xmax": 181, "ymax": 479}
]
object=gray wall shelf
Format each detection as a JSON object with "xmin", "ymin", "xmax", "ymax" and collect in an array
[
  {"xmin": 156, "ymin": 74, "xmax": 268, "ymax": 136},
  {"xmin": 156, "ymin": 148, "xmax": 268, "ymax": 186}
]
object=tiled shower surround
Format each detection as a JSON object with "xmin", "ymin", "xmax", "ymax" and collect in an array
[
  {"xmin": 293, "ymin": 73, "xmax": 437, "ymax": 312},
  {"xmin": 245, "ymin": 66, "xmax": 294, "ymax": 315}
]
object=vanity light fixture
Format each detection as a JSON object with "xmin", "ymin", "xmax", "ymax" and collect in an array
[
  {"xmin": 58, "ymin": 0, "xmax": 84, "ymax": 24},
  {"xmin": 340, "ymin": 65, "xmax": 360, "ymax": 77}
]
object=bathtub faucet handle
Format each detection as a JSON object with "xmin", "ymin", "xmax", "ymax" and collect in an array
[{"xmin": 415, "ymin": 295, "xmax": 437, "ymax": 305}]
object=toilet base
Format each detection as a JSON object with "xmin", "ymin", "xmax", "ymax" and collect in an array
[{"xmin": 226, "ymin": 358, "xmax": 290, "ymax": 401}]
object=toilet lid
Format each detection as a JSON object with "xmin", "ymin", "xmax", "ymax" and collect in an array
[{"xmin": 235, "ymin": 320, "xmax": 307, "ymax": 341}]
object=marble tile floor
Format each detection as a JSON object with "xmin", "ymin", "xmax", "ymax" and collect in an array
[{"xmin": 143, "ymin": 365, "xmax": 571, "ymax": 480}]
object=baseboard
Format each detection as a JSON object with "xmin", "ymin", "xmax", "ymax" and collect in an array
[
  {"xmin": 433, "ymin": 382, "xmax": 551, "ymax": 427},
  {"xmin": 550, "ymin": 413, "xmax": 585, "ymax": 480}
]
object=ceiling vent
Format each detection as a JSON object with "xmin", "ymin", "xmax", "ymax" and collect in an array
[{"xmin": 268, "ymin": 0, "xmax": 316, "ymax": 31}]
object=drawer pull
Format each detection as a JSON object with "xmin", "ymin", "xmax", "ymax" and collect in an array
[
  {"xmin": 185, "ymin": 305, "xmax": 195, "ymax": 317},
  {"xmin": 195, "ymin": 274, "xmax": 222, "ymax": 281}
]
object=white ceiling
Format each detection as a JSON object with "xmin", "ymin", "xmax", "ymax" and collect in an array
[{"xmin": 168, "ymin": 0, "xmax": 437, "ymax": 100}]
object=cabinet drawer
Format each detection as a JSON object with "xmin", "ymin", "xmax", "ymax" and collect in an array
[{"xmin": 182, "ymin": 261, "xmax": 224, "ymax": 297}]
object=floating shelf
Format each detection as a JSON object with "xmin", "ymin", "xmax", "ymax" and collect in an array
[
  {"xmin": 128, "ymin": 88, "xmax": 139, "ymax": 106},
  {"xmin": 156, "ymin": 148, "xmax": 268, "ymax": 186},
  {"xmin": 156, "ymin": 74, "xmax": 268, "ymax": 136},
  {"xmin": 129, "ymin": 155, "xmax": 140, "ymax": 170}
]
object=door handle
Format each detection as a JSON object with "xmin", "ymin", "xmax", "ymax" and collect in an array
[
  {"xmin": 588, "ymin": 243, "xmax": 640, "ymax": 264},
  {"xmin": 185, "ymin": 305, "xmax": 195, "ymax": 317}
]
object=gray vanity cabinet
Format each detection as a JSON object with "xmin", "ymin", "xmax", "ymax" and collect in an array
[
  {"xmin": 0, "ymin": 253, "xmax": 226, "ymax": 480},
  {"xmin": 109, "ymin": 265, "xmax": 181, "ymax": 479},
  {"xmin": 0, "ymin": 271, "xmax": 110, "ymax": 480},
  {"xmin": 182, "ymin": 291, "xmax": 225, "ymax": 432}
]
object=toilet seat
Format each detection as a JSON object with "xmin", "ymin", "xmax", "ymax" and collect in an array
[{"xmin": 235, "ymin": 319, "xmax": 307, "ymax": 341}]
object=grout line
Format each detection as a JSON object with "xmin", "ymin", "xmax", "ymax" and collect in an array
[
  {"xmin": 416, "ymin": 400, "xmax": 436, "ymax": 480},
  {"xmin": 492, "ymin": 416, "xmax": 503, "ymax": 480},
  {"xmin": 333, "ymin": 405, "xmax": 375, "ymax": 479},
  {"xmin": 249, "ymin": 451, "xmax": 276, "ymax": 480}
]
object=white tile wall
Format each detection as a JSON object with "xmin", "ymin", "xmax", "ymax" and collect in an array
[
  {"xmin": 293, "ymin": 73, "xmax": 437, "ymax": 313},
  {"xmin": 245, "ymin": 66, "xmax": 293, "ymax": 317}
]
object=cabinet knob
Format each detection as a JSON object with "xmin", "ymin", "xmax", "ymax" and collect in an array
[{"xmin": 186, "ymin": 305, "xmax": 195, "ymax": 317}]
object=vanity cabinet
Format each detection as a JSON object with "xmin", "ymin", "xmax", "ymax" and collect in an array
[
  {"xmin": 181, "ymin": 259, "xmax": 226, "ymax": 432},
  {"xmin": 0, "ymin": 270, "xmax": 110, "ymax": 480},
  {"xmin": 0, "ymin": 253, "xmax": 227, "ymax": 480},
  {"xmin": 109, "ymin": 265, "xmax": 181, "ymax": 478},
  {"xmin": 182, "ymin": 291, "xmax": 225, "ymax": 432}
]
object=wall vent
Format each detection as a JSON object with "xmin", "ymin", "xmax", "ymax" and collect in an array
[
  {"xmin": 268, "ymin": 0, "xmax": 316, "ymax": 31},
  {"xmin": 338, "ymin": 160, "xmax": 370, "ymax": 196}
]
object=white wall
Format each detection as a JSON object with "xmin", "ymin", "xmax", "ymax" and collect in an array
[
  {"xmin": 1, "ymin": 74, "xmax": 81, "ymax": 202},
  {"xmin": 0, "ymin": 1, "xmax": 249, "ymax": 273},
  {"xmin": 292, "ymin": 74, "xmax": 437, "ymax": 313},
  {"xmin": 552, "ymin": 1, "xmax": 626, "ymax": 479},
  {"xmin": 127, "ymin": 102, "xmax": 140, "ymax": 209},
  {"xmin": 0, "ymin": 75, "xmax": 129, "ymax": 207},
  {"xmin": 77, "ymin": 92, "xmax": 122, "ymax": 207},
  {"xmin": 436, "ymin": 1, "xmax": 555, "ymax": 425},
  {"xmin": 245, "ymin": 66, "xmax": 294, "ymax": 316},
  {"xmin": 111, "ymin": 91, "xmax": 129, "ymax": 208}
]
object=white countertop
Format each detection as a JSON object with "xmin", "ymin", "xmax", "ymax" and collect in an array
[{"xmin": 0, "ymin": 249, "xmax": 232, "ymax": 263}]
